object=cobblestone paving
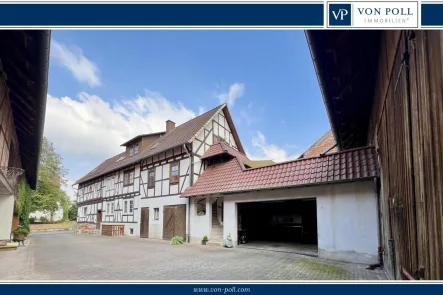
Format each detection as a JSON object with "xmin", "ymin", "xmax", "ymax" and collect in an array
[{"xmin": 0, "ymin": 232, "xmax": 387, "ymax": 280}]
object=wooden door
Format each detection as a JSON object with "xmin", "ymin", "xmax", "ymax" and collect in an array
[
  {"xmin": 163, "ymin": 205, "xmax": 186, "ymax": 240},
  {"xmin": 174, "ymin": 205, "xmax": 186, "ymax": 239},
  {"xmin": 140, "ymin": 207, "xmax": 150, "ymax": 238},
  {"xmin": 96, "ymin": 211, "xmax": 102, "ymax": 229}
]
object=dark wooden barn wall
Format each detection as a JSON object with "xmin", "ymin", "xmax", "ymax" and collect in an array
[{"xmin": 368, "ymin": 31, "xmax": 443, "ymax": 280}]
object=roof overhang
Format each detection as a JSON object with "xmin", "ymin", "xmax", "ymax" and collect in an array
[
  {"xmin": 0, "ymin": 31, "xmax": 51, "ymax": 189},
  {"xmin": 305, "ymin": 30, "xmax": 381, "ymax": 149},
  {"xmin": 182, "ymin": 176, "xmax": 377, "ymax": 198}
]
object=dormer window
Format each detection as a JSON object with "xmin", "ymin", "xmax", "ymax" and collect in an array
[
  {"xmin": 130, "ymin": 146, "xmax": 134, "ymax": 157},
  {"xmin": 135, "ymin": 144, "xmax": 139, "ymax": 154}
]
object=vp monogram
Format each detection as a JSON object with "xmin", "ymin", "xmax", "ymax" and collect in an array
[{"xmin": 332, "ymin": 9, "xmax": 349, "ymax": 20}]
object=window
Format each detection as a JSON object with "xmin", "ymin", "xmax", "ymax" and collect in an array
[
  {"xmin": 130, "ymin": 146, "xmax": 134, "ymax": 157},
  {"xmin": 196, "ymin": 198, "xmax": 206, "ymax": 216},
  {"xmin": 108, "ymin": 177, "xmax": 114, "ymax": 189},
  {"xmin": 170, "ymin": 162, "xmax": 179, "ymax": 184},
  {"xmin": 124, "ymin": 169, "xmax": 135, "ymax": 186},
  {"xmin": 148, "ymin": 170, "xmax": 155, "ymax": 188},
  {"xmin": 129, "ymin": 200, "xmax": 134, "ymax": 213},
  {"xmin": 83, "ymin": 207, "xmax": 87, "ymax": 216},
  {"xmin": 135, "ymin": 144, "xmax": 139, "ymax": 154},
  {"xmin": 111, "ymin": 203, "xmax": 114, "ymax": 213},
  {"xmin": 107, "ymin": 203, "xmax": 110, "ymax": 213},
  {"xmin": 130, "ymin": 228, "xmax": 134, "ymax": 235},
  {"xmin": 124, "ymin": 201, "xmax": 128, "ymax": 213},
  {"xmin": 154, "ymin": 208, "xmax": 159, "ymax": 220}
]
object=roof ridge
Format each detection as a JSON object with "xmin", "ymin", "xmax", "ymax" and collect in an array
[
  {"xmin": 243, "ymin": 145, "xmax": 375, "ymax": 172},
  {"xmin": 75, "ymin": 103, "xmax": 227, "ymax": 185}
]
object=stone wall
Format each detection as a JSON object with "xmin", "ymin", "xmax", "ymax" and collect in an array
[{"xmin": 76, "ymin": 223, "xmax": 98, "ymax": 234}]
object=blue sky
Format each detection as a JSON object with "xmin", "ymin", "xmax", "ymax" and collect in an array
[{"xmin": 45, "ymin": 30, "xmax": 330, "ymax": 199}]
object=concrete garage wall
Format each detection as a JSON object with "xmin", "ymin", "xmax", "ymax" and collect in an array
[
  {"xmin": 0, "ymin": 194, "xmax": 15, "ymax": 240},
  {"xmin": 222, "ymin": 181, "xmax": 379, "ymax": 264},
  {"xmin": 316, "ymin": 182, "xmax": 379, "ymax": 264}
]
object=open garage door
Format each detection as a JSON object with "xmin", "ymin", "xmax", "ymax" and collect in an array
[{"xmin": 237, "ymin": 198, "xmax": 318, "ymax": 256}]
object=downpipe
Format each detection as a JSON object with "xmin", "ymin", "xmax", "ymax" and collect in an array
[{"xmin": 183, "ymin": 144, "xmax": 192, "ymax": 243}]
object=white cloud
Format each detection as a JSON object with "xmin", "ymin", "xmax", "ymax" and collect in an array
[
  {"xmin": 51, "ymin": 40, "xmax": 101, "ymax": 87},
  {"xmin": 217, "ymin": 82, "xmax": 245, "ymax": 108},
  {"xmin": 247, "ymin": 131, "xmax": 300, "ymax": 163},
  {"xmin": 44, "ymin": 92, "xmax": 196, "ymax": 161}
]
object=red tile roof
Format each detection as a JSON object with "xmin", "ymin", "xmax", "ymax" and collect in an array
[
  {"xmin": 299, "ymin": 130, "xmax": 338, "ymax": 159},
  {"xmin": 181, "ymin": 146, "xmax": 378, "ymax": 197},
  {"xmin": 201, "ymin": 141, "xmax": 249, "ymax": 163},
  {"xmin": 75, "ymin": 104, "xmax": 244, "ymax": 185}
]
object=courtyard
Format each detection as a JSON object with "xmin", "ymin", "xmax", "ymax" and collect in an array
[{"xmin": 0, "ymin": 232, "xmax": 387, "ymax": 280}]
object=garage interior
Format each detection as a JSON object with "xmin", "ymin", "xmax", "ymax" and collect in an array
[{"xmin": 237, "ymin": 198, "xmax": 318, "ymax": 256}]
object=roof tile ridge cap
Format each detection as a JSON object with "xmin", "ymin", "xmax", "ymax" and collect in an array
[
  {"xmin": 221, "ymin": 140, "xmax": 248, "ymax": 160},
  {"xmin": 235, "ymin": 154, "xmax": 247, "ymax": 171},
  {"xmin": 187, "ymin": 104, "xmax": 226, "ymax": 143}
]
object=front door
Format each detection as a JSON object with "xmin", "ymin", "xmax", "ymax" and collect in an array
[
  {"xmin": 96, "ymin": 211, "xmax": 102, "ymax": 229},
  {"xmin": 140, "ymin": 207, "xmax": 150, "ymax": 238}
]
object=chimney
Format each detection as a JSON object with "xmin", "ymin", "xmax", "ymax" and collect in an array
[{"xmin": 166, "ymin": 120, "xmax": 176, "ymax": 133}]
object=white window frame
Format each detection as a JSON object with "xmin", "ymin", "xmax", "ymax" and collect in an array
[
  {"xmin": 130, "ymin": 171, "xmax": 135, "ymax": 184},
  {"xmin": 135, "ymin": 144, "xmax": 139, "ymax": 154},
  {"xmin": 154, "ymin": 208, "xmax": 159, "ymax": 220},
  {"xmin": 129, "ymin": 200, "xmax": 134, "ymax": 213},
  {"xmin": 124, "ymin": 201, "xmax": 128, "ymax": 213},
  {"xmin": 130, "ymin": 146, "xmax": 134, "ymax": 156}
]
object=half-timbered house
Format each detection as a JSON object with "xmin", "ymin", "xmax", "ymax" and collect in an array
[{"xmin": 75, "ymin": 103, "xmax": 244, "ymax": 241}]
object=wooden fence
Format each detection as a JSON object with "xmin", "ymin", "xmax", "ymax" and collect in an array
[{"xmin": 102, "ymin": 225, "xmax": 124, "ymax": 236}]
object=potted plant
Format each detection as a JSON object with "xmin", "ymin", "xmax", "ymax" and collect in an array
[
  {"xmin": 202, "ymin": 235, "xmax": 208, "ymax": 245},
  {"xmin": 12, "ymin": 226, "xmax": 29, "ymax": 245}
]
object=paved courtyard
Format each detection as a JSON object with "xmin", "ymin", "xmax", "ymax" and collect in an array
[{"xmin": 0, "ymin": 232, "xmax": 387, "ymax": 280}]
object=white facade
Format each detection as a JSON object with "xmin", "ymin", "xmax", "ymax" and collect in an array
[
  {"xmin": 76, "ymin": 107, "xmax": 240, "ymax": 240},
  {"xmin": 217, "ymin": 181, "xmax": 379, "ymax": 264},
  {"xmin": 0, "ymin": 194, "xmax": 14, "ymax": 240}
]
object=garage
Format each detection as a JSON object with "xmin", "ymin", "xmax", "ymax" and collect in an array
[{"xmin": 237, "ymin": 198, "xmax": 318, "ymax": 256}]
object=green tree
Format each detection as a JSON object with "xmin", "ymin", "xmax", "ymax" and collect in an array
[
  {"xmin": 32, "ymin": 137, "xmax": 69, "ymax": 222},
  {"xmin": 16, "ymin": 178, "xmax": 34, "ymax": 231},
  {"xmin": 40, "ymin": 137, "xmax": 68, "ymax": 187},
  {"xmin": 68, "ymin": 203, "xmax": 78, "ymax": 221}
]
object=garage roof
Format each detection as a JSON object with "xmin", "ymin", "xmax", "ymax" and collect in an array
[{"xmin": 182, "ymin": 146, "xmax": 378, "ymax": 197}]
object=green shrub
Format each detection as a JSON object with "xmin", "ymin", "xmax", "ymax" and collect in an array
[
  {"xmin": 202, "ymin": 235, "xmax": 208, "ymax": 242},
  {"xmin": 13, "ymin": 226, "xmax": 30, "ymax": 235},
  {"xmin": 170, "ymin": 236, "xmax": 184, "ymax": 245}
]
